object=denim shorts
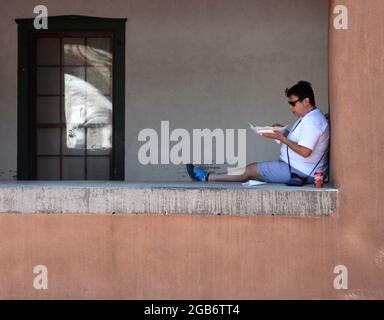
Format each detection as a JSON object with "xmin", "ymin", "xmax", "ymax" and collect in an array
[{"xmin": 257, "ymin": 160, "xmax": 315, "ymax": 184}]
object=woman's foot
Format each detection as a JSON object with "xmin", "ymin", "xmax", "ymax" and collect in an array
[{"xmin": 186, "ymin": 164, "xmax": 209, "ymax": 182}]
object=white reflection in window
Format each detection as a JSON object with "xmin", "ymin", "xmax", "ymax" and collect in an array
[
  {"xmin": 64, "ymin": 73, "xmax": 112, "ymax": 150},
  {"xmin": 64, "ymin": 43, "xmax": 112, "ymax": 67}
]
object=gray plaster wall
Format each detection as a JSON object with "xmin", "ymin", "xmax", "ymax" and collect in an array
[
  {"xmin": 0, "ymin": 0, "xmax": 328, "ymax": 182},
  {"xmin": 0, "ymin": 181, "xmax": 338, "ymax": 216}
]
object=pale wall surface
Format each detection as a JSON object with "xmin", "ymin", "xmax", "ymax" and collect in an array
[
  {"xmin": 1, "ymin": 0, "xmax": 384, "ymax": 300},
  {"xmin": 0, "ymin": 0, "xmax": 328, "ymax": 181}
]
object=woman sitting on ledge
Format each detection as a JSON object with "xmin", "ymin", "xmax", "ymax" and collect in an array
[{"xmin": 186, "ymin": 81, "xmax": 329, "ymax": 185}]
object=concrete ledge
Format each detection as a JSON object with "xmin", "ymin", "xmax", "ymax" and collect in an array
[{"xmin": 0, "ymin": 181, "xmax": 338, "ymax": 216}]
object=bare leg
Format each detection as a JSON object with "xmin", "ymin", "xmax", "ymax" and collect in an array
[{"xmin": 208, "ymin": 162, "xmax": 265, "ymax": 182}]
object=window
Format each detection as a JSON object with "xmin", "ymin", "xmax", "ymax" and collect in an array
[{"xmin": 16, "ymin": 16, "xmax": 126, "ymax": 180}]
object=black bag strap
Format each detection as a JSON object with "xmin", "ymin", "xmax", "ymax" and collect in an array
[
  {"xmin": 286, "ymin": 119, "xmax": 327, "ymax": 178},
  {"xmin": 286, "ymin": 119, "xmax": 302, "ymax": 175}
]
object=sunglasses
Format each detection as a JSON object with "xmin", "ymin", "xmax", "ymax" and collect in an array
[{"xmin": 288, "ymin": 99, "xmax": 302, "ymax": 107}]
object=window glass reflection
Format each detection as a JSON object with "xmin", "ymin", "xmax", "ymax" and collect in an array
[
  {"xmin": 63, "ymin": 38, "xmax": 112, "ymax": 153},
  {"xmin": 35, "ymin": 35, "xmax": 113, "ymax": 180}
]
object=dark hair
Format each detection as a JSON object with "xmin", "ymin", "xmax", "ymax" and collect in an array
[{"xmin": 285, "ymin": 81, "xmax": 316, "ymax": 106}]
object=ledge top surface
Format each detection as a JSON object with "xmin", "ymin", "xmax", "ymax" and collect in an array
[{"xmin": 0, "ymin": 181, "xmax": 337, "ymax": 191}]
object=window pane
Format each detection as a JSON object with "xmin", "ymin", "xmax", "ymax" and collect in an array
[
  {"xmin": 62, "ymin": 157, "xmax": 85, "ymax": 180},
  {"xmin": 84, "ymin": 94, "xmax": 112, "ymax": 126},
  {"xmin": 63, "ymin": 67, "xmax": 85, "ymax": 81},
  {"xmin": 87, "ymin": 38, "xmax": 111, "ymax": 53},
  {"xmin": 37, "ymin": 157, "xmax": 60, "ymax": 180},
  {"xmin": 63, "ymin": 67, "xmax": 86, "ymax": 96},
  {"xmin": 62, "ymin": 127, "xmax": 85, "ymax": 155},
  {"xmin": 36, "ymin": 96, "xmax": 60, "ymax": 124},
  {"xmin": 37, "ymin": 38, "xmax": 60, "ymax": 65},
  {"xmin": 63, "ymin": 67, "xmax": 87, "ymax": 151},
  {"xmin": 37, "ymin": 128, "xmax": 60, "ymax": 155},
  {"xmin": 87, "ymin": 157, "xmax": 110, "ymax": 180},
  {"xmin": 87, "ymin": 125, "xmax": 112, "ymax": 155},
  {"xmin": 63, "ymin": 38, "xmax": 86, "ymax": 66},
  {"xmin": 86, "ymin": 38, "xmax": 112, "ymax": 66},
  {"xmin": 37, "ymin": 67, "xmax": 60, "ymax": 95},
  {"xmin": 86, "ymin": 66, "xmax": 111, "ymax": 95}
]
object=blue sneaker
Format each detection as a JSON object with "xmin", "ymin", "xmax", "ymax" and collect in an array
[{"xmin": 186, "ymin": 164, "xmax": 209, "ymax": 182}]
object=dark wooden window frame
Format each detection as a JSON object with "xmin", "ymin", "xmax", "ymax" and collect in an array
[
  {"xmin": 33, "ymin": 32, "xmax": 114, "ymax": 180},
  {"xmin": 15, "ymin": 15, "xmax": 126, "ymax": 180}
]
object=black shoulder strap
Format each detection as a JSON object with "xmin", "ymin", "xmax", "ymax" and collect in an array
[
  {"xmin": 286, "ymin": 120, "xmax": 302, "ymax": 175},
  {"xmin": 286, "ymin": 119, "xmax": 327, "ymax": 177}
]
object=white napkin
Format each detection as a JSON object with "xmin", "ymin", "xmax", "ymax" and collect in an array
[{"xmin": 241, "ymin": 180, "xmax": 267, "ymax": 187}]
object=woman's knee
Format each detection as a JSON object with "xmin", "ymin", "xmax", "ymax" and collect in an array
[
  {"xmin": 243, "ymin": 163, "xmax": 257, "ymax": 178},
  {"xmin": 245, "ymin": 162, "xmax": 264, "ymax": 181}
]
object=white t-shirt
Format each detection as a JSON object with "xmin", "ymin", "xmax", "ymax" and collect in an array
[{"xmin": 279, "ymin": 108, "xmax": 329, "ymax": 177}]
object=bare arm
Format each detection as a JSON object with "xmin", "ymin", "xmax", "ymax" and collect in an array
[
  {"xmin": 282, "ymin": 137, "xmax": 312, "ymax": 158},
  {"xmin": 262, "ymin": 131, "xmax": 313, "ymax": 158}
]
